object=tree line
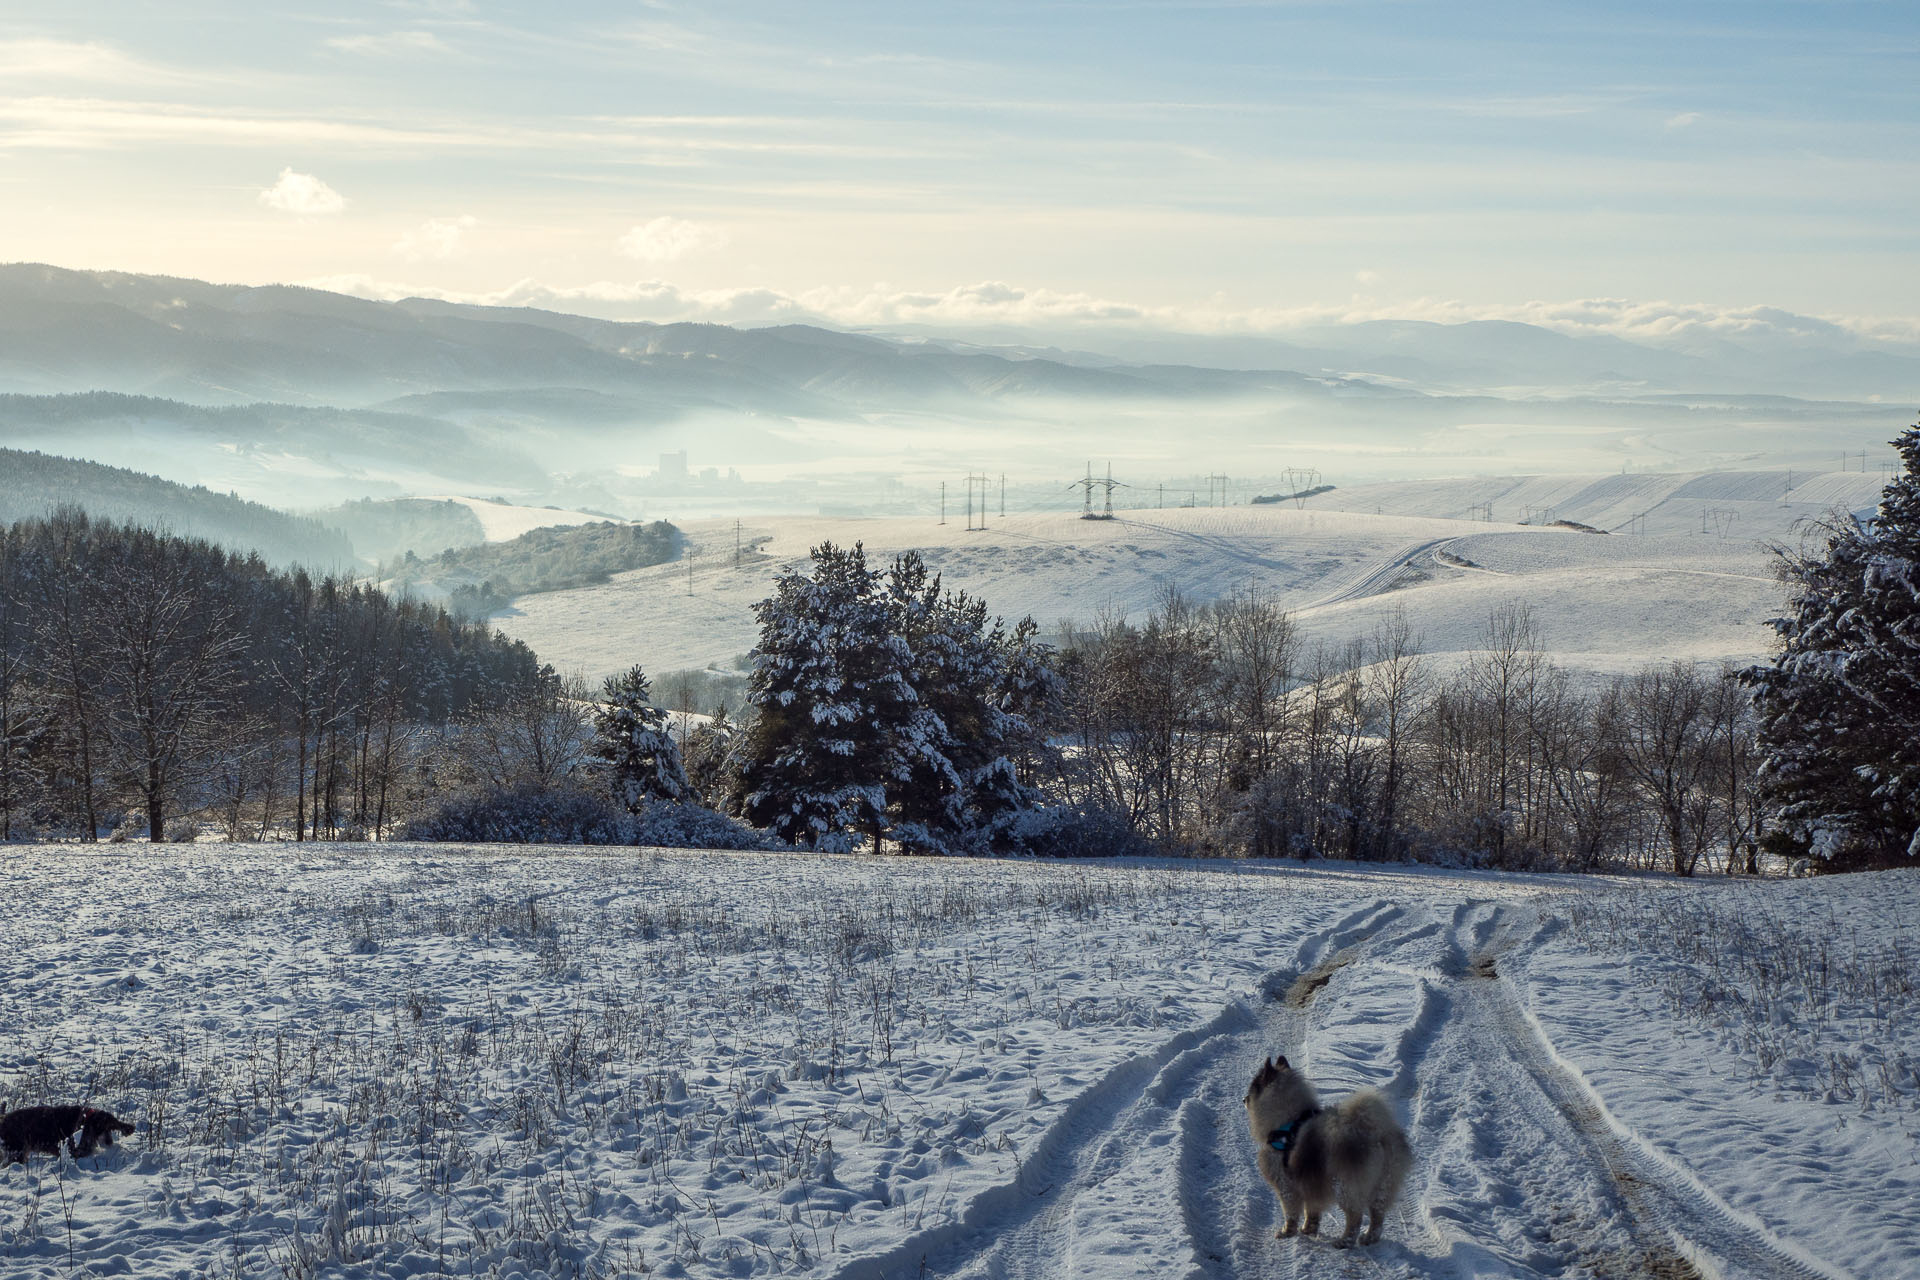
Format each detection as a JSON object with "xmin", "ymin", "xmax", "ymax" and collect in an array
[
  {"xmin": 380, "ymin": 518, "xmax": 680, "ymax": 617},
  {"xmin": 1042, "ymin": 594, "xmax": 1766, "ymax": 874},
  {"xmin": 0, "ymin": 509, "xmax": 547, "ymax": 842},
  {"xmin": 11, "ymin": 420, "xmax": 1920, "ymax": 875}
]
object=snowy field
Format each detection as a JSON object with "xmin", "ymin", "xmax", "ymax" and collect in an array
[
  {"xmin": 416, "ymin": 497, "xmax": 620, "ymax": 543},
  {"xmin": 2, "ymin": 846, "xmax": 1913, "ymax": 1280},
  {"xmin": 489, "ymin": 469, "xmax": 1887, "ymax": 683}
]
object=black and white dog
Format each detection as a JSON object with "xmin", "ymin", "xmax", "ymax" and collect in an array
[{"xmin": 0, "ymin": 1105, "xmax": 137, "ymax": 1163}]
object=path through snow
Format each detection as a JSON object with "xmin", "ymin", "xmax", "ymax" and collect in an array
[{"xmin": 2, "ymin": 850, "xmax": 1908, "ymax": 1280}]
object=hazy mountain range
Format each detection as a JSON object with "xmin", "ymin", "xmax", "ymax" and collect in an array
[{"xmin": 0, "ymin": 263, "xmax": 1912, "ymax": 512}]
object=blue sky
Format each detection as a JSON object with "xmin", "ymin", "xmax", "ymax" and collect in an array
[{"xmin": 1, "ymin": 2, "xmax": 1915, "ymax": 341}]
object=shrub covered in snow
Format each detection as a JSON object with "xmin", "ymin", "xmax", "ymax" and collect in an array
[
  {"xmin": 405, "ymin": 781, "xmax": 769, "ymax": 849},
  {"xmin": 403, "ymin": 782, "xmax": 632, "ymax": 844},
  {"xmin": 628, "ymin": 797, "xmax": 775, "ymax": 850}
]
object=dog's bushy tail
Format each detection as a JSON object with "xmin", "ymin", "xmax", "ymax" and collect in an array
[{"xmin": 1342, "ymin": 1089, "xmax": 1412, "ymax": 1204}]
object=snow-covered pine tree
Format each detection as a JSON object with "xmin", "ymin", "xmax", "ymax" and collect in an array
[
  {"xmin": 1746, "ymin": 421, "xmax": 1920, "ymax": 869},
  {"xmin": 883, "ymin": 553, "xmax": 975, "ymax": 853},
  {"xmin": 972, "ymin": 615, "xmax": 1061, "ymax": 848},
  {"xmin": 591, "ymin": 665, "xmax": 691, "ymax": 811},
  {"xmin": 738, "ymin": 542, "xmax": 915, "ymax": 851},
  {"xmin": 884, "ymin": 552, "xmax": 1057, "ymax": 854}
]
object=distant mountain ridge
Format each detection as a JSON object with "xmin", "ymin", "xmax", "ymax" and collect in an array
[{"xmin": 0, "ymin": 263, "xmax": 1377, "ymax": 413}]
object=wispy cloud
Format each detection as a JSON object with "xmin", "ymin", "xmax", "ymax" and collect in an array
[
  {"xmin": 259, "ymin": 167, "xmax": 345, "ymax": 216},
  {"xmin": 615, "ymin": 217, "xmax": 728, "ymax": 263},
  {"xmin": 393, "ymin": 214, "xmax": 475, "ymax": 260},
  {"xmin": 324, "ymin": 31, "xmax": 453, "ymax": 58},
  {"xmin": 1665, "ymin": 111, "xmax": 1701, "ymax": 129},
  {"xmin": 0, "ymin": 38, "xmax": 192, "ymax": 85}
]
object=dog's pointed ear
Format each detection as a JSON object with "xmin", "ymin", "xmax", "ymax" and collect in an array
[{"xmin": 1273, "ymin": 1055, "xmax": 1288, "ymax": 1069}]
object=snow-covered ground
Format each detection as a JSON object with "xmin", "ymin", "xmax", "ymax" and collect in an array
[
  {"xmin": 2, "ymin": 846, "xmax": 1912, "ymax": 1280},
  {"xmin": 490, "ymin": 469, "xmax": 1884, "ymax": 683}
]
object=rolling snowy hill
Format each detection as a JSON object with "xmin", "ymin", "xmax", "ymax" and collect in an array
[{"xmin": 488, "ymin": 470, "xmax": 1885, "ymax": 683}]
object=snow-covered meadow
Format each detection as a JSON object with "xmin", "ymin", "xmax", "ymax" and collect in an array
[
  {"xmin": 490, "ymin": 469, "xmax": 1889, "ymax": 685},
  {"xmin": 2, "ymin": 847, "xmax": 1913, "ymax": 1280}
]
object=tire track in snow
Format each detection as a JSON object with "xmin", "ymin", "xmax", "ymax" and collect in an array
[
  {"xmin": 1192, "ymin": 906, "xmax": 1443, "ymax": 1280},
  {"xmin": 1486, "ymin": 961, "xmax": 1856, "ymax": 1280},
  {"xmin": 1403, "ymin": 904, "xmax": 1853, "ymax": 1280},
  {"xmin": 1305, "ymin": 539, "xmax": 1456, "ymax": 609},
  {"xmin": 823, "ymin": 903, "xmax": 1409, "ymax": 1280},
  {"xmin": 820, "ymin": 994, "xmax": 1259, "ymax": 1280}
]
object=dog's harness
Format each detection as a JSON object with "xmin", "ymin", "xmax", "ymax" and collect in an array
[{"xmin": 1266, "ymin": 1107, "xmax": 1321, "ymax": 1158}]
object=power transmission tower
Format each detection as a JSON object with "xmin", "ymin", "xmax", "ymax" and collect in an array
[
  {"xmin": 734, "ymin": 518, "xmax": 742, "ymax": 568},
  {"xmin": 1208, "ymin": 473, "xmax": 1229, "ymax": 506},
  {"xmin": 999, "ymin": 473, "xmax": 1005, "ymax": 518},
  {"xmin": 1467, "ymin": 501, "xmax": 1492, "ymax": 522},
  {"xmin": 1101, "ymin": 462, "xmax": 1126, "ymax": 518},
  {"xmin": 939, "ymin": 481, "xmax": 947, "ymax": 526},
  {"xmin": 685, "ymin": 547, "xmax": 695, "ymax": 596},
  {"xmin": 1282, "ymin": 466, "xmax": 1322, "ymax": 509},
  {"xmin": 1071, "ymin": 462, "xmax": 1095, "ymax": 517},
  {"xmin": 1069, "ymin": 462, "xmax": 1128, "ymax": 519}
]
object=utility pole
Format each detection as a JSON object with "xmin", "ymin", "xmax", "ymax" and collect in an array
[
  {"xmin": 999, "ymin": 473, "xmax": 1005, "ymax": 518},
  {"xmin": 940, "ymin": 481, "xmax": 946, "ymax": 525},
  {"xmin": 1158, "ymin": 483, "xmax": 1164, "ymax": 509},
  {"xmin": 685, "ymin": 547, "xmax": 694, "ymax": 596},
  {"xmin": 734, "ymin": 518, "xmax": 741, "ymax": 568},
  {"xmin": 965, "ymin": 472, "xmax": 992, "ymax": 531}
]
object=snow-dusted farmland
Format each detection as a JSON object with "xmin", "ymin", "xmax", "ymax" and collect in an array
[
  {"xmin": 489, "ymin": 469, "xmax": 1887, "ymax": 684},
  {"xmin": 2, "ymin": 847, "xmax": 1913, "ymax": 1280}
]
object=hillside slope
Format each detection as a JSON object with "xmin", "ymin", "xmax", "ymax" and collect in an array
[
  {"xmin": 489, "ymin": 470, "xmax": 1877, "ymax": 682},
  {"xmin": 0, "ymin": 447, "xmax": 353, "ymax": 568}
]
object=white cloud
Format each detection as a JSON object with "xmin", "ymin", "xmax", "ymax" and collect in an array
[
  {"xmin": 1666, "ymin": 112, "xmax": 1701, "ymax": 130},
  {"xmin": 393, "ymin": 214, "xmax": 476, "ymax": 260},
  {"xmin": 258, "ymin": 167, "xmax": 345, "ymax": 216},
  {"xmin": 616, "ymin": 217, "xmax": 728, "ymax": 263},
  {"xmin": 325, "ymin": 31, "xmax": 451, "ymax": 58},
  {"xmin": 308, "ymin": 272, "xmax": 1920, "ymax": 354}
]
